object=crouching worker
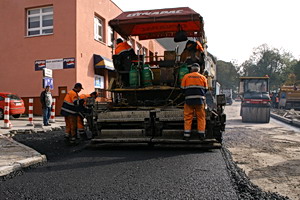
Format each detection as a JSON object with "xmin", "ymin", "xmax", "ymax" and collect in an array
[
  {"xmin": 77, "ymin": 91, "xmax": 98, "ymax": 139},
  {"xmin": 181, "ymin": 63, "xmax": 208, "ymax": 139},
  {"xmin": 60, "ymin": 83, "xmax": 83, "ymax": 144}
]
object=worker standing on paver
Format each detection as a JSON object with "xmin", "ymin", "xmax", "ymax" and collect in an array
[
  {"xmin": 181, "ymin": 63, "xmax": 208, "ymax": 139},
  {"xmin": 114, "ymin": 38, "xmax": 133, "ymax": 55},
  {"xmin": 60, "ymin": 83, "xmax": 83, "ymax": 143}
]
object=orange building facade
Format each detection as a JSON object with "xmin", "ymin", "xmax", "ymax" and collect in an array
[{"xmin": 0, "ymin": 0, "xmax": 165, "ymax": 115}]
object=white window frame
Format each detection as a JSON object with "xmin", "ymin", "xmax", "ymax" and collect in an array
[
  {"xmin": 27, "ymin": 6, "xmax": 53, "ymax": 36},
  {"xmin": 108, "ymin": 26, "xmax": 113, "ymax": 47},
  {"xmin": 94, "ymin": 16, "xmax": 103, "ymax": 42}
]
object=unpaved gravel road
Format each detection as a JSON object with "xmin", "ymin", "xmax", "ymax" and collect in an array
[{"xmin": 224, "ymin": 102, "xmax": 300, "ymax": 200}]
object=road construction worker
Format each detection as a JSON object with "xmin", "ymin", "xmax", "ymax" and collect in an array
[
  {"xmin": 60, "ymin": 83, "xmax": 83, "ymax": 143},
  {"xmin": 180, "ymin": 40, "xmax": 205, "ymax": 73},
  {"xmin": 181, "ymin": 63, "xmax": 208, "ymax": 139},
  {"xmin": 115, "ymin": 38, "xmax": 133, "ymax": 55},
  {"xmin": 77, "ymin": 91, "xmax": 98, "ymax": 138},
  {"xmin": 113, "ymin": 38, "xmax": 137, "ymax": 87}
]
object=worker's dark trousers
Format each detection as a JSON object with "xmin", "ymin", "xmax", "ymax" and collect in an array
[{"xmin": 184, "ymin": 104, "xmax": 206, "ymax": 133}]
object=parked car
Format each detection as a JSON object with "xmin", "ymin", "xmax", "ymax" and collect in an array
[{"xmin": 0, "ymin": 93, "xmax": 25, "ymax": 119}]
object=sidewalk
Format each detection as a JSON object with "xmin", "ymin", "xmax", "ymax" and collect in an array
[{"xmin": 0, "ymin": 116, "xmax": 65, "ymax": 177}]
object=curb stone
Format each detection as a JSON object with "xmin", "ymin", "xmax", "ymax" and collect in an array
[
  {"xmin": 271, "ymin": 112, "xmax": 300, "ymax": 128},
  {"xmin": 0, "ymin": 155, "xmax": 47, "ymax": 177},
  {"xmin": 0, "ymin": 135, "xmax": 47, "ymax": 177},
  {"xmin": 291, "ymin": 119, "xmax": 300, "ymax": 127},
  {"xmin": 270, "ymin": 113, "xmax": 292, "ymax": 124},
  {"xmin": 0, "ymin": 117, "xmax": 65, "ymax": 178}
]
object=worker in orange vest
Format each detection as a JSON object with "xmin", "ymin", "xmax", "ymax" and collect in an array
[
  {"xmin": 181, "ymin": 63, "xmax": 208, "ymax": 139},
  {"xmin": 275, "ymin": 95, "xmax": 279, "ymax": 108},
  {"xmin": 60, "ymin": 83, "xmax": 83, "ymax": 143},
  {"xmin": 77, "ymin": 92, "xmax": 98, "ymax": 139},
  {"xmin": 113, "ymin": 38, "xmax": 137, "ymax": 87},
  {"xmin": 115, "ymin": 38, "xmax": 133, "ymax": 55},
  {"xmin": 180, "ymin": 40, "xmax": 205, "ymax": 73}
]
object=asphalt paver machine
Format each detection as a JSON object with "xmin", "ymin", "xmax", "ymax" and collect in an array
[{"xmin": 86, "ymin": 7, "xmax": 226, "ymax": 148}]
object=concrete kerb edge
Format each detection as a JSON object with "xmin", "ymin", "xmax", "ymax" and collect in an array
[
  {"xmin": 270, "ymin": 112, "xmax": 300, "ymax": 127},
  {"xmin": 270, "ymin": 112, "xmax": 292, "ymax": 124},
  {"xmin": 0, "ymin": 155, "xmax": 47, "ymax": 177},
  {"xmin": 0, "ymin": 134, "xmax": 48, "ymax": 177},
  {"xmin": 2, "ymin": 126, "xmax": 66, "ymax": 137},
  {"xmin": 291, "ymin": 119, "xmax": 300, "ymax": 127}
]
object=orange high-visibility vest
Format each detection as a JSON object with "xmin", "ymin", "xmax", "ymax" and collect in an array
[
  {"xmin": 115, "ymin": 42, "xmax": 132, "ymax": 55},
  {"xmin": 60, "ymin": 89, "xmax": 79, "ymax": 116},
  {"xmin": 181, "ymin": 72, "xmax": 208, "ymax": 105},
  {"xmin": 196, "ymin": 41, "xmax": 204, "ymax": 52},
  {"xmin": 79, "ymin": 94, "xmax": 90, "ymax": 99}
]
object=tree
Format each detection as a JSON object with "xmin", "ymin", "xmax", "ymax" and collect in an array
[
  {"xmin": 284, "ymin": 73, "xmax": 297, "ymax": 85},
  {"xmin": 216, "ymin": 60, "xmax": 240, "ymax": 92},
  {"xmin": 240, "ymin": 44, "xmax": 295, "ymax": 90},
  {"xmin": 289, "ymin": 61, "xmax": 300, "ymax": 82}
]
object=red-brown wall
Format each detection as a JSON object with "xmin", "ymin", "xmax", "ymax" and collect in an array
[{"xmin": 0, "ymin": 0, "xmax": 166, "ymax": 116}]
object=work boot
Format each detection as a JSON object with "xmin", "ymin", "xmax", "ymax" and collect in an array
[
  {"xmin": 183, "ymin": 132, "xmax": 191, "ymax": 140},
  {"xmin": 69, "ymin": 136, "xmax": 77, "ymax": 144},
  {"xmin": 64, "ymin": 133, "xmax": 70, "ymax": 139},
  {"xmin": 198, "ymin": 131, "xmax": 205, "ymax": 140}
]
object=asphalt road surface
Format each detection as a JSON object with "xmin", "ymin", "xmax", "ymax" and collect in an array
[{"xmin": 0, "ymin": 109, "xmax": 289, "ymax": 200}]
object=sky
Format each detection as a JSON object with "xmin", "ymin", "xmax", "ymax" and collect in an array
[{"xmin": 111, "ymin": 0, "xmax": 300, "ymax": 64}]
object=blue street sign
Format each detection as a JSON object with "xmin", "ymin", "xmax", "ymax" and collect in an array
[{"xmin": 43, "ymin": 77, "xmax": 54, "ymax": 89}]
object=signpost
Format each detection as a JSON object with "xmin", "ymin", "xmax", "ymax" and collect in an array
[
  {"xmin": 43, "ymin": 77, "xmax": 54, "ymax": 89},
  {"xmin": 42, "ymin": 68, "xmax": 53, "ymax": 89},
  {"xmin": 43, "ymin": 68, "xmax": 53, "ymax": 78}
]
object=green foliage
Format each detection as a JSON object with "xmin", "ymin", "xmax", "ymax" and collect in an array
[
  {"xmin": 240, "ymin": 44, "xmax": 297, "ymax": 91},
  {"xmin": 215, "ymin": 44, "xmax": 299, "ymax": 92},
  {"xmin": 216, "ymin": 60, "xmax": 240, "ymax": 92},
  {"xmin": 290, "ymin": 61, "xmax": 300, "ymax": 82}
]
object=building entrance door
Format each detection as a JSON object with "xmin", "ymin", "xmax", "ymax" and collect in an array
[{"xmin": 56, "ymin": 86, "xmax": 67, "ymax": 115}]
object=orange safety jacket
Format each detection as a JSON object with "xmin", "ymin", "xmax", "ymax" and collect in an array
[
  {"xmin": 60, "ymin": 89, "xmax": 79, "ymax": 116},
  {"xmin": 196, "ymin": 41, "xmax": 204, "ymax": 52},
  {"xmin": 180, "ymin": 46, "xmax": 203, "ymax": 64},
  {"xmin": 181, "ymin": 72, "xmax": 208, "ymax": 105},
  {"xmin": 79, "ymin": 94, "xmax": 90, "ymax": 100},
  {"xmin": 79, "ymin": 93, "xmax": 91, "ymax": 107},
  {"xmin": 115, "ymin": 42, "xmax": 133, "ymax": 55}
]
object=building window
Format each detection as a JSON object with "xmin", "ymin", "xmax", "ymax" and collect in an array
[
  {"xmin": 94, "ymin": 16, "xmax": 103, "ymax": 42},
  {"xmin": 108, "ymin": 26, "xmax": 113, "ymax": 47},
  {"xmin": 27, "ymin": 6, "xmax": 53, "ymax": 36}
]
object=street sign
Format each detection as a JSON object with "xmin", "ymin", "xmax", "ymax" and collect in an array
[
  {"xmin": 43, "ymin": 77, "xmax": 54, "ymax": 89},
  {"xmin": 43, "ymin": 68, "xmax": 53, "ymax": 78},
  {"xmin": 35, "ymin": 57, "xmax": 75, "ymax": 71}
]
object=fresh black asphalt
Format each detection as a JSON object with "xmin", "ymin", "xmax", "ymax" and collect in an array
[{"xmin": 0, "ymin": 131, "xmax": 289, "ymax": 200}]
